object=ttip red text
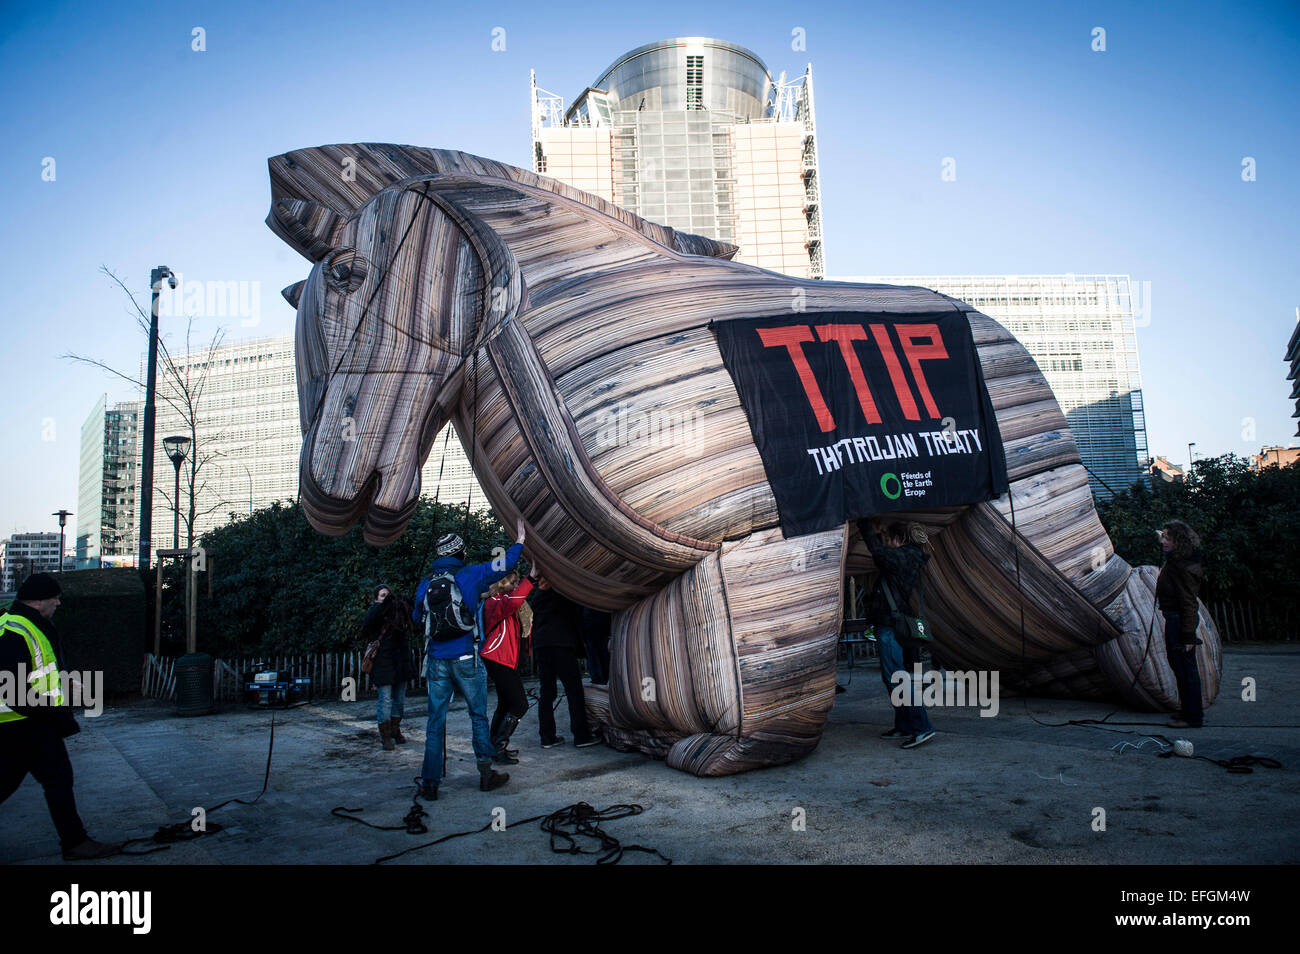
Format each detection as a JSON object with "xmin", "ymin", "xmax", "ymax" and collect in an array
[{"xmin": 756, "ymin": 321, "xmax": 949, "ymax": 432}]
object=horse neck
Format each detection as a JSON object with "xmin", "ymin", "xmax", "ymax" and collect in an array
[{"xmin": 429, "ymin": 178, "xmax": 676, "ymax": 316}]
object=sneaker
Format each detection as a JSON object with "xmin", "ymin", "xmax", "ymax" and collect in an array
[
  {"xmin": 880, "ymin": 728, "xmax": 909, "ymax": 739},
  {"xmin": 575, "ymin": 737, "xmax": 600, "ymax": 748},
  {"xmin": 901, "ymin": 730, "xmax": 936, "ymax": 749},
  {"xmin": 541, "ymin": 736, "xmax": 566, "ymax": 749},
  {"xmin": 62, "ymin": 837, "xmax": 120, "ymax": 861}
]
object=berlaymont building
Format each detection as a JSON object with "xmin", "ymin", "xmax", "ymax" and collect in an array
[{"xmin": 531, "ymin": 36, "xmax": 825, "ymax": 279}]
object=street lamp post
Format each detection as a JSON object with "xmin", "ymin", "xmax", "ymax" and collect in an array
[
  {"xmin": 52, "ymin": 510, "xmax": 72, "ymax": 572},
  {"xmin": 1188, "ymin": 441, "xmax": 1197, "ymax": 473},
  {"xmin": 163, "ymin": 436, "xmax": 192, "ymax": 550},
  {"xmin": 139, "ymin": 266, "xmax": 176, "ymax": 578}
]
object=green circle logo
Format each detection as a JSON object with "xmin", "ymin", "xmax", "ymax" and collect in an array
[{"xmin": 880, "ymin": 472, "xmax": 902, "ymax": 500}]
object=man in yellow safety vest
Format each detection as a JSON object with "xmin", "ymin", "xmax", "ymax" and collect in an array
[{"xmin": 0, "ymin": 573, "xmax": 118, "ymax": 860}]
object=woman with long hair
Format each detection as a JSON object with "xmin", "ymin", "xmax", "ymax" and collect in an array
[
  {"xmin": 1156, "ymin": 519, "xmax": 1206, "ymax": 728},
  {"xmin": 481, "ymin": 565, "xmax": 538, "ymax": 763},
  {"xmin": 361, "ymin": 585, "xmax": 419, "ymax": 750}
]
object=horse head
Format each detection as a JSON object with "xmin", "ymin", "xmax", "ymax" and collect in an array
[
  {"xmin": 268, "ymin": 145, "xmax": 737, "ymax": 545},
  {"xmin": 270, "ymin": 176, "xmax": 525, "ymax": 544}
]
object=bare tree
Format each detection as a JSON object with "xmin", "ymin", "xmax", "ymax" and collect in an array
[{"xmin": 63, "ymin": 267, "xmax": 232, "ymax": 551}]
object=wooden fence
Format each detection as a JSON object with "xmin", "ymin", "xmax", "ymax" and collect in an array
[
  {"xmin": 1206, "ymin": 599, "xmax": 1294, "ymax": 642},
  {"xmin": 141, "ymin": 654, "xmax": 178, "ymax": 700}
]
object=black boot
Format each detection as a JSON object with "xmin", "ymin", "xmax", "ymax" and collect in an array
[
  {"xmin": 379, "ymin": 720, "xmax": 395, "ymax": 752},
  {"xmin": 492, "ymin": 713, "xmax": 521, "ymax": 765},
  {"xmin": 478, "ymin": 760, "xmax": 509, "ymax": 791},
  {"xmin": 391, "ymin": 716, "xmax": 407, "ymax": 744}
]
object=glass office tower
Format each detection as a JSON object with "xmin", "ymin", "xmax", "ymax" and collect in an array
[{"xmin": 76, "ymin": 394, "xmax": 141, "ymax": 567}]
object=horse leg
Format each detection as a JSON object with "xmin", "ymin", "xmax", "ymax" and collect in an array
[{"xmin": 589, "ymin": 525, "xmax": 847, "ymax": 777}]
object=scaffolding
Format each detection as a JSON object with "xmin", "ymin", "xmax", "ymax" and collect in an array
[{"xmin": 529, "ymin": 69, "xmax": 566, "ymax": 174}]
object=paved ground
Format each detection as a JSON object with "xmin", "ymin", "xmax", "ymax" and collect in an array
[{"xmin": 3, "ymin": 646, "xmax": 1297, "ymax": 865}]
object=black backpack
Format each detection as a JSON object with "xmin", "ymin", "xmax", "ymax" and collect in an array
[{"xmin": 423, "ymin": 572, "xmax": 476, "ymax": 642}]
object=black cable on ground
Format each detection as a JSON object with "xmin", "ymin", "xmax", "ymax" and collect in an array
[
  {"xmin": 1157, "ymin": 752, "xmax": 1282, "ymax": 774},
  {"xmin": 542, "ymin": 802, "xmax": 671, "ymax": 865},
  {"xmin": 363, "ymin": 800, "xmax": 669, "ymax": 866},
  {"xmin": 115, "ymin": 710, "xmax": 278, "ymax": 856},
  {"xmin": 332, "ymin": 776, "xmax": 430, "ymax": 834}
]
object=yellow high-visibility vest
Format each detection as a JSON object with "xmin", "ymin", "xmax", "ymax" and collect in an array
[{"xmin": 0, "ymin": 611, "xmax": 63, "ymax": 723}]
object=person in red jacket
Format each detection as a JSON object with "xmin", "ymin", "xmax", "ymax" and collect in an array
[{"xmin": 481, "ymin": 565, "xmax": 538, "ymax": 764}]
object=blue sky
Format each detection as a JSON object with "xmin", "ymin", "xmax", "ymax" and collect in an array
[{"xmin": 1, "ymin": 0, "xmax": 1296, "ymax": 537}]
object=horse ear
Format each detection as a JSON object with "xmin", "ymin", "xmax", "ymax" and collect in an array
[
  {"xmin": 268, "ymin": 198, "xmax": 347, "ymax": 261},
  {"xmin": 673, "ymin": 231, "xmax": 739, "ymax": 260},
  {"xmin": 282, "ymin": 280, "xmax": 306, "ymax": 308}
]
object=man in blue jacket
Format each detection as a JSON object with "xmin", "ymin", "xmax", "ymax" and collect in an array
[{"xmin": 414, "ymin": 519, "xmax": 525, "ymax": 800}]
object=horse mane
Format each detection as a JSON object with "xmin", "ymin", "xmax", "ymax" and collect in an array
[{"xmin": 267, "ymin": 143, "xmax": 738, "ymax": 263}]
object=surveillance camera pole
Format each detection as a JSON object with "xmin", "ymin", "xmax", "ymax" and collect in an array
[
  {"xmin": 52, "ymin": 510, "xmax": 71, "ymax": 573},
  {"xmin": 140, "ymin": 266, "xmax": 174, "ymax": 639}
]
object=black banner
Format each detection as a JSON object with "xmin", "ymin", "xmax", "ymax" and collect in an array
[{"xmin": 712, "ymin": 310, "xmax": 1009, "ymax": 537}]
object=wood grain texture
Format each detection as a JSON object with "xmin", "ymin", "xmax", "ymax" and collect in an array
[{"xmin": 268, "ymin": 143, "xmax": 1223, "ymax": 773}]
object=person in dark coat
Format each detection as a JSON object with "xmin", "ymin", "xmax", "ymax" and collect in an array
[
  {"xmin": 1156, "ymin": 520, "xmax": 1206, "ymax": 728},
  {"xmin": 858, "ymin": 518, "xmax": 936, "ymax": 749},
  {"xmin": 360, "ymin": 585, "xmax": 418, "ymax": 751},
  {"xmin": 529, "ymin": 579, "xmax": 598, "ymax": 748}
]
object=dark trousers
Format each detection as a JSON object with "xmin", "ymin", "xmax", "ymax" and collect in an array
[
  {"xmin": 535, "ymin": 646, "xmax": 592, "ymax": 744},
  {"xmin": 483, "ymin": 658, "xmax": 528, "ymax": 740},
  {"xmin": 0, "ymin": 721, "xmax": 89, "ymax": 849},
  {"xmin": 1164, "ymin": 613, "xmax": 1204, "ymax": 726},
  {"xmin": 584, "ymin": 634, "xmax": 610, "ymax": 685}
]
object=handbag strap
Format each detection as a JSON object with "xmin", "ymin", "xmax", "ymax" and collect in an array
[
  {"xmin": 881, "ymin": 573, "xmax": 925, "ymax": 618},
  {"xmin": 880, "ymin": 576, "xmax": 901, "ymax": 614}
]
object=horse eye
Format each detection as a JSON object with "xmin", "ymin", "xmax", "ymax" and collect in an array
[{"xmin": 324, "ymin": 248, "xmax": 367, "ymax": 293}]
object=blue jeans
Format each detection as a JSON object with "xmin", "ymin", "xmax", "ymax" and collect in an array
[
  {"xmin": 421, "ymin": 656, "xmax": 495, "ymax": 785},
  {"xmin": 376, "ymin": 682, "xmax": 406, "ymax": 723},
  {"xmin": 877, "ymin": 626, "xmax": 934, "ymax": 735}
]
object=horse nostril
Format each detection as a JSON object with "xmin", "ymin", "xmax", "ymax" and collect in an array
[{"xmin": 331, "ymin": 263, "xmax": 352, "ymax": 283}]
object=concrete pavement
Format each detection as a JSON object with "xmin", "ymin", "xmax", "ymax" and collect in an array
[{"xmin": 2, "ymin": 646, "xmax": 1297, "ymax": 865}]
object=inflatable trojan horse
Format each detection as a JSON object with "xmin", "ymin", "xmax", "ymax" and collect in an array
[{"xmin": 266, "ymin": 143, "xmax": 1222, "ymax": 776}]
